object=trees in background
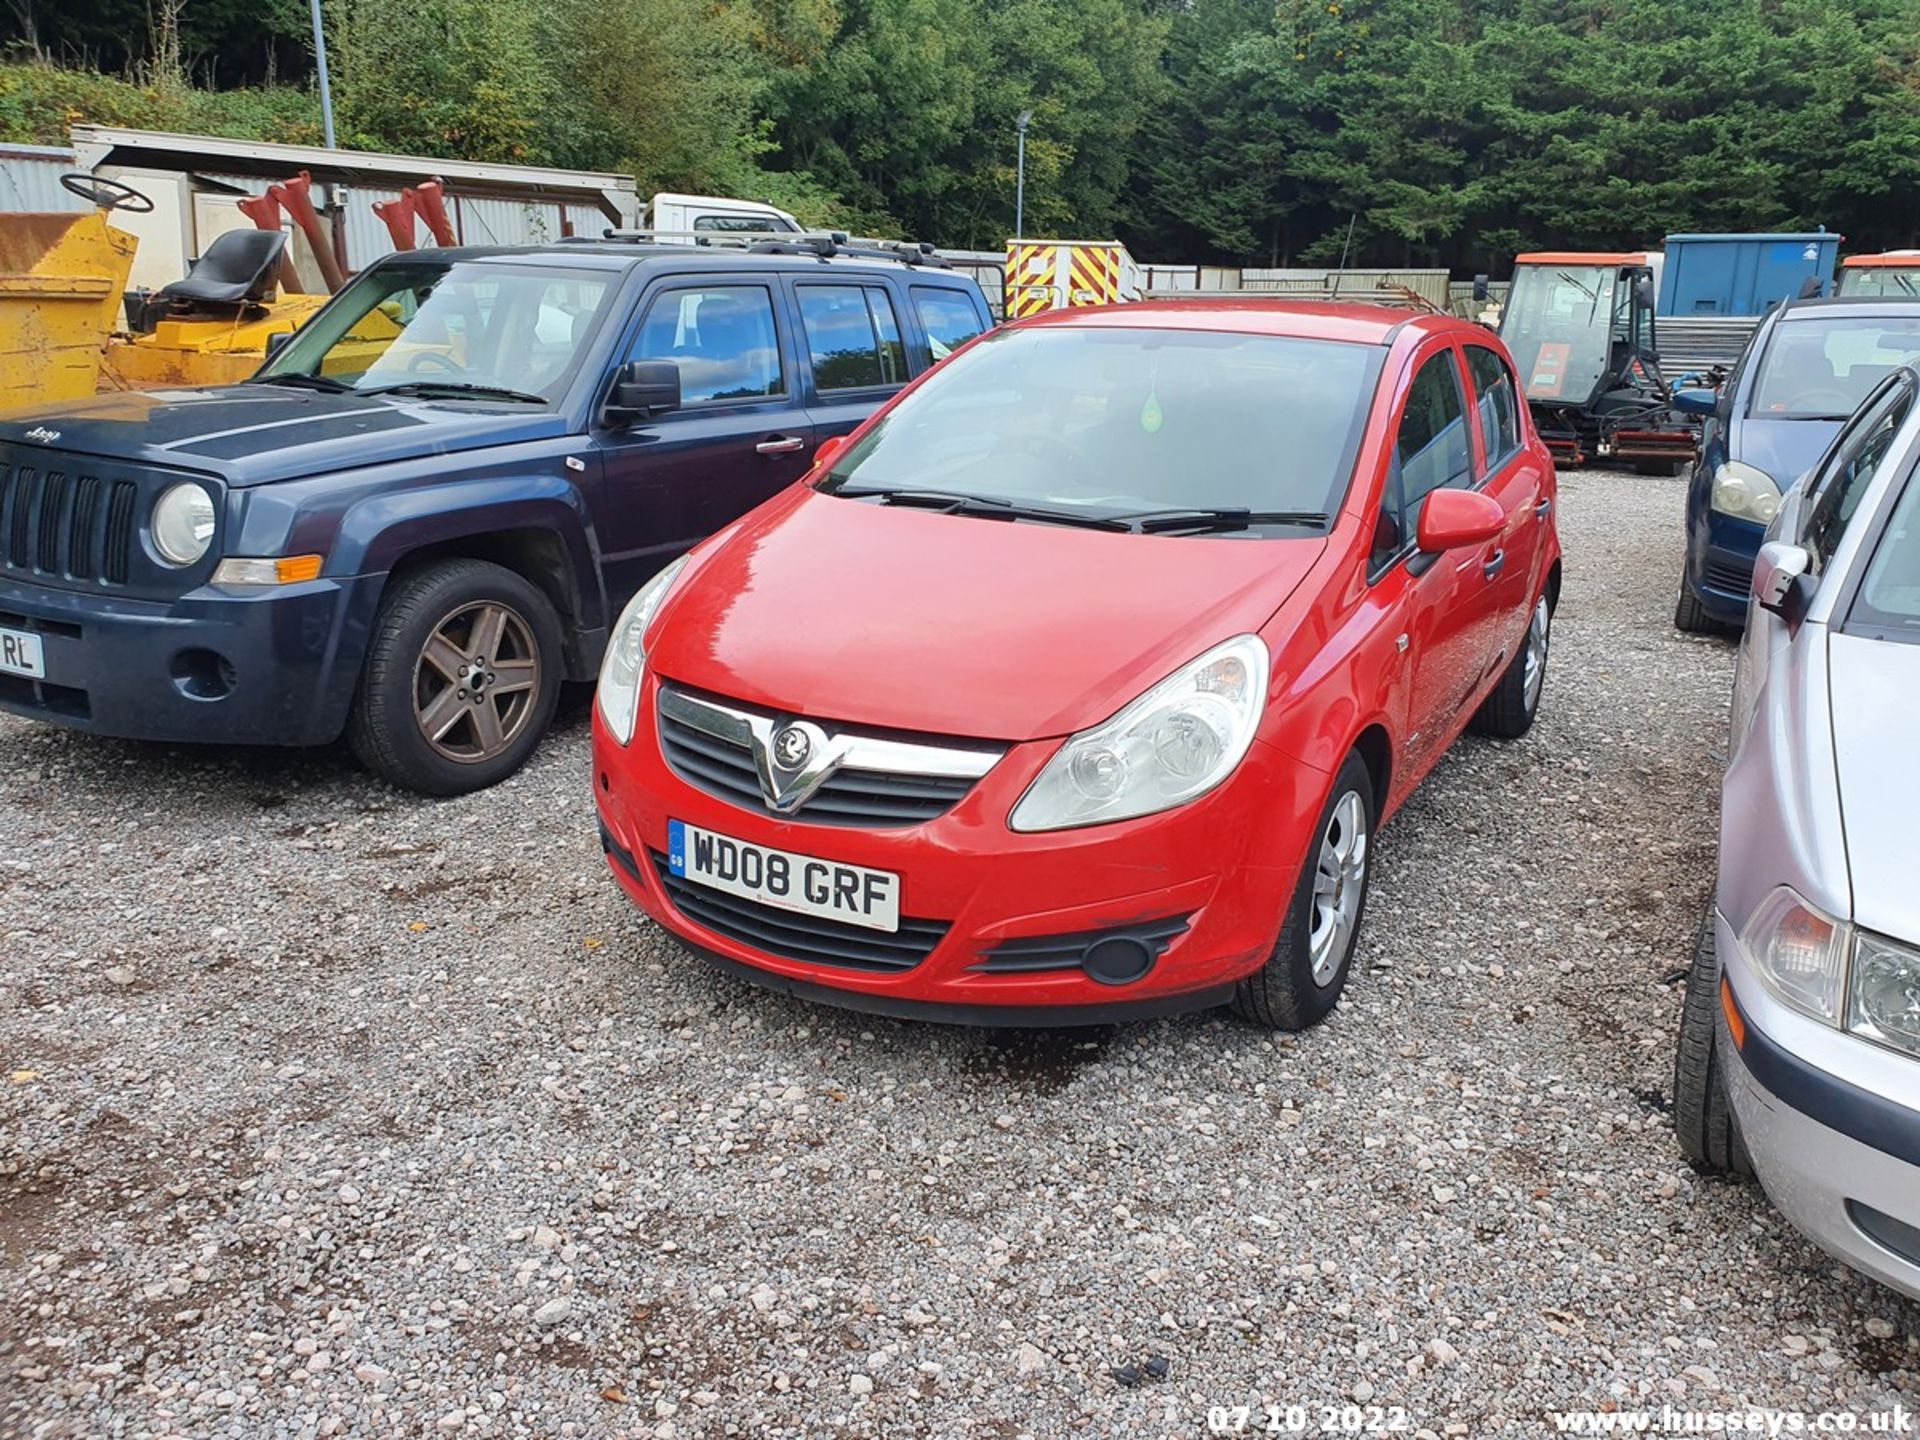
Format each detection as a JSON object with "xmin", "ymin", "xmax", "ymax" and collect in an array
[{"xmin": 4, "ymin": 0, "xmax": 1920, "ymax": 265}]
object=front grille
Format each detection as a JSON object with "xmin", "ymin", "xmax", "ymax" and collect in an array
[
  {"xmin": 1703, "ymin": 555, "xmax": 1751, "ymax": 595},
  {"xmin": 650, "ymin": 851, "xmax": 948, "ymax": 972},
  {"xmin": 0, "ymin": 459, "xmax": 140, "ymax": 586},
  {"xmin": 657, "ymin": 684, "xmax": 1001, "ymax": 827}
]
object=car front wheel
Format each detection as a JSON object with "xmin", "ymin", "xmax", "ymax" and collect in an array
[
  {"xmin": 1673, "ymin": 911, "xmax": 1753, "ymax": 1176},
  {"xmin": 1230, "ymin": 751, "xmax": 1375, "ymax": 1031},
  {"xmin": 348, "ymin": 559, "xmax": 564, "ymax": 796}
]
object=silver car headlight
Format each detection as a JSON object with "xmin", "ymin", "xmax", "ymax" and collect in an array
[
  {"xmin": 1009, "ymin": 634, "xmax": 1268, "ymax": 833},
  {"xmin": 152, "ymin": 483, "xmax": 217, "ymax": 566},
  {"xmin": 595, "ymin": 555, "xmax": 689, "ymax": 746},
  {"xmin": 1738, "ymin": 886, "xmax": 1850, "ymax": 1024},
  {"xmin": 1850, "ymin": 931, "xmax": 1920, "ymax": 1060},
  {"xmin": 1709, "ymin": 460, "xmax": 1782, "ymax": 526}
]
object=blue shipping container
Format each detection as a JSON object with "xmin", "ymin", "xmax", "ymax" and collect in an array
[{"xmin": 1659, "ymin": 232, "xmax": 1841, "ymax": 317}]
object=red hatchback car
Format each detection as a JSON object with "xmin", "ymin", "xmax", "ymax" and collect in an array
[{"xmin": 592, "ymin": 302, "xmax": 1561, "ymax": 1028}]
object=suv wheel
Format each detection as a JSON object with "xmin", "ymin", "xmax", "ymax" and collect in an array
[
  {"xmin": 349, "ymin": 559, "xmax": 563, "ymax": 796},
  {"xmin": 1673, "ymin": 911, "xmax": 1754, "ymax": 1176},
  {"xmin": 1231, "ymin": 751, "xmax": 1374, "ymax": 1030}
]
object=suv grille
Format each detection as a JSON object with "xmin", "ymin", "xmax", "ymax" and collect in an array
[
  {"xmin": 656, "ymin": 684, "xmax": 1002, "ymax": 827},
  {"xmin": 650, "ymin": 851, "xmax": 948, "ymax": 971},
  {"xmin": 0, "ymin": 459, "xmax": 140, "ymax": 586}
]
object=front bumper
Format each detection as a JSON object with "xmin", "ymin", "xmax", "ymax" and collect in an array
[
  {"xmin": 1718, "ymin": 910, "xmax": 1920, "ymax": 1301},
  {"xmin": 0, "ymin": 570, "xmax": 384, "ymax": 746},
  {"xmin": 593, "ymin": 676, "xmax": 1324, "ymax": 1023},
  {"xmin": 1683, "ymin": 510, "xmax": 1764, "ymax": 625}
]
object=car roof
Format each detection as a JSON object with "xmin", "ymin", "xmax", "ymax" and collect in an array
[
  {"xmin": 362, "ymin": 243, "xmax": 975, "ymax": 282},
  {"xmin": 1775, "ymin": 295, "xmax": 1920, "ymax": 321},
  {"xmin": 1016, "ymin": 299, "xmax": 1464, "ymax": 346}
]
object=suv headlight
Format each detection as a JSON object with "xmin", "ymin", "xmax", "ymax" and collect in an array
[
  {"xmin": 1850, "ymin": 932, "xmax": 1920, "ymax": 1060},
  {"xmin": 152, "ymin": 483, "xmax": 216, "ymax": 566},
  {"xmin": 595, "ymin": 555, "xmax": 689, "ymax": 746},
  {"xmin": 1738, "ymin": 887, "xmax": 1850, "ymax": 1024},
  {"xmin": 1009, "ymin": 634, "xmax": 1268, "ymax": 833},
  {"xmin": 1709, "ymin": 460, "xmax": 1782, "ymax": 525}
]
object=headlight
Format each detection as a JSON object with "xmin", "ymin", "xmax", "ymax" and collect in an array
[
  {"xmin": 1738, "ymin": 886, "xmax": 1850, "ymax": 1024},
  {"xmin": 1850, "ymin": 931, "xmax": 1920, "ymax": 1059},
  {"xmin": 1009, "ymin": 634, "xmax": 1268, "ymax": 832},
  {"xmin": 1709, "ymin": 460, "xmax": 1781, "ymax": 525},
  {"xmin": 595, "ymin": 555, "xmax": 689, "ymax": 746},
  {"xmin": 151, "ymin": 483, "xmax": 216, "ymax": 566}
]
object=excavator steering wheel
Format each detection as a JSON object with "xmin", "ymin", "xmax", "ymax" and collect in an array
[{"xmin": 59, "ymin": 173, "xmax": 157, "ymax": 214}]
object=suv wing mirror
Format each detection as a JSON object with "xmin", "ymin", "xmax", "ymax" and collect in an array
[
  {"xmin": 1671, "ymin": 386, "xmax": 1719, "ymax": 418},
  {"xmin": 607, "ymin": 360, "xmax": 681, "ymax": 422}
]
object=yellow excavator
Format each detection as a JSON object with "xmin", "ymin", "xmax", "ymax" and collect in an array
[{"xmin": 0, "ymin": 172, "xmax": 343, "ymax": 409}]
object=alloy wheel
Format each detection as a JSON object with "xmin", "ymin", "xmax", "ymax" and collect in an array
[
  {"xmin": 1522, "ymin": 594, "xmax": 1551, "ymax": 712},
  {"xmin": 412, "ymin": 600, "xmax": 541, "ymax": 764},
  {"xmin": 1308, "ymin": 789, "xmax": 1369, "ymax": 985}
]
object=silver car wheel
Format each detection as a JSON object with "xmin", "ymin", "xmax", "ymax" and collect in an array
[
  {"xmin": 1522, "ymin": 595, "xmax": 1551, "ymax": 712},
  {"xmin": 1308, "ymin": 790, "xmax": 1369, "ymax": 985}
]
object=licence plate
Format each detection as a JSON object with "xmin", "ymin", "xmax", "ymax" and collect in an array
[
  {"xmin": 668, "ymin": 819, "xmax": 900, "ymax": 933},
  {"xmin": 0, "ymin": 627, "xmax": 44, "ymax": 680}
]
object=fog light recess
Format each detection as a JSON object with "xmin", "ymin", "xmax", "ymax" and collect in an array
[{"xmin": 168, "ymin": 647, "xmax": 237, "ymax": 701}]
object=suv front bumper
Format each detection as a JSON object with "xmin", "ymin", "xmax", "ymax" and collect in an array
[
  {"xmin": 1719, "ymin": 911, "xmax": 1920, "ymax": 1301},
  {"xmin": 0, "ymin": 571, "xmax": 384, "ymax": 747}
]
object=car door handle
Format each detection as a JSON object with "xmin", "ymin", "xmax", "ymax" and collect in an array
[
  {"xmin": 755, "ymin": 435, "xmax": 808, "ymax": 456},
  {"xmin": 1534, "ymin": 498, "xmax": 1552, "ymax": 519},
  {"xmin": 1482, "ymin": 549, "xmax": 1507, "ymax": 580}
]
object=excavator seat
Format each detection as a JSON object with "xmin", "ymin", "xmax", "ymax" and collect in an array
[{"xmin": 155, "ymin": 229, "xmax": 287, "ymax": 308}]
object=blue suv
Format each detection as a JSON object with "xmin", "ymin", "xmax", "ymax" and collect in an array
[
  {"xmin": 1674, "ymin": 296, "xmax": 1920, "ymax": 632},
  {"xmin": 0, "ymin": 238, "xmax": 992, "ymax": 792}
]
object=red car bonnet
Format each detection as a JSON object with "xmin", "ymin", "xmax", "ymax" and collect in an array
[{"xmin": 644, "ymin": 486, "xmax": 1325, "ymax": 742}]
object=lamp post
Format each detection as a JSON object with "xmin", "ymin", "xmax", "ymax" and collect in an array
[
  {"xmin": 1015, "ymin": 110, "xmax": 1031, "ymax": 239},
  {"xmin": 310, "ymin": 0, "xmax": 337, "ymax": 148}
]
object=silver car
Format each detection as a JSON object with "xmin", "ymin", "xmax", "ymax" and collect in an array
[{"xmin": 1676, "ymin": 364, "xmax": 1920, "ymax": 1301}]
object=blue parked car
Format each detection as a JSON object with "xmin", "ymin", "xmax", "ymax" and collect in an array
[{"xmin": 1673, "ymin": 297, "xmax": 1920, "ymax": 632}]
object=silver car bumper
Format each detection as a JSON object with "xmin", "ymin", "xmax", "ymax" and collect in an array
[{"xmin": 1718, "ymin": 911, "xmax": 1920, "ymax": 1302}]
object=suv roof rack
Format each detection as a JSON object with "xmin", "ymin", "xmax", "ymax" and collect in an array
[{"xmin": 560, "ymin": 228, "xmax": 951, "ymax": 268}]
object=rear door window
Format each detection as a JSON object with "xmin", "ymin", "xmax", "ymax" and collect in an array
[
  {"xmin": 797, "ymin": 284, "xmax": 907, "ymax": 391},
  {"xmin": 913, "ymin": 286, "xmax": 988, "ymax": 362},
  {"xmin": 1464, "ymin": 345, "xmax": 1522, "ymax": 472},
  {"xmin": 630, "ymin": 285, "xmax": 784, "ymax": 404}
]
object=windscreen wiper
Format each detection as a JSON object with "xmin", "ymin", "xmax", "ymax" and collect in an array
[
  {"xmin": 1123, "ymin": 507, "xmax": 1330, "ymax": 535},
  {"xmin": 356, "ymin": 381, "xmax": 548, "ymax": 404},
  {"xmin": 249, "ymin": 372, "xmax": 353, "ymax": 392},
  {"xmin": 832, "ymin": 485, "xmax": 1132, "ymax": 531}
]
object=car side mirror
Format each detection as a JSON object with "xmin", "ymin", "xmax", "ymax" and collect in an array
[
  {"xmin": 812, "ymin": 434, "xmax": 849, "ymax": 472},
  {"xmin": 264, "ymin": 331, "xmax": 294, "ymax": 359},
  {"xmin": 606, "ymin": 360, "xmax": 680, "ymax": 423},
  {"xmin": 1753, "ymin": 540, "xmax": 1811, "ymax": 621},
  {"xmin": 1671, "ymin": 386, "xmax": 1719, "ymax": 418},
  {"xmin": 1415, "ymin": 487, "xmax": 1505, "ymax": 553}
]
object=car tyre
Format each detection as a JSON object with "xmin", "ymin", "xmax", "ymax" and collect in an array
[
  {"xmin": 1673, "ymin": 911, "xmax": 1754, "ymax": 1177},
  {"xmin": 1673, "ymin": 574, "xmax": 1729, "ymax": 635},
  {"xmin": 1469, "ymin": 590, "xmax": 1552, "ymax": 739},
  {"xmin": 348, "ymin": 559, "xmax": 564, "ymax": 796},
  {"xmin": 1230, "ymin": 752, "xmax": 1374, "ymax": 1031}
]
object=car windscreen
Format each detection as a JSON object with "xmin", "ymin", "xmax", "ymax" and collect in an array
[
  {"xmin": 816, "ymin": 325, "xmax": 1385, "ymax": 528},
  {"xmin": 1849, "ymin": 463, "xmax": 1920, "ymax": 642},
  {"xmin": 1499, "ymin": 264, "xmax": 1617, "ymax": 406},
  {"xmin": 257, "ymin": 260, "xmax": 614, "ymax": 401},
  {"xmin": 1748, "ymin": 315, "xmax": 1920, "ymax": 420}
]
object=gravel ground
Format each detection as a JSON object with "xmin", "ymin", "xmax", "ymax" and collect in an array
[{"xmin": 1, "ymin": 466, "xmax": 1915, "ymax": 1440}]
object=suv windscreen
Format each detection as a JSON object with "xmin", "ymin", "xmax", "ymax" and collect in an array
[
  {"xmin": 818, "ymin": 325, "xmax": 1384, "ymax": 529},
  {"xmin": 258, "ymin": 260, "xmax": 614, "ymax": 401},
  {"xmin": 1748, "ymin": 315, "xmax": 1920, "ymax": 420}
]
